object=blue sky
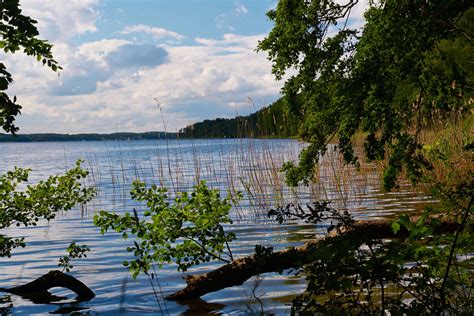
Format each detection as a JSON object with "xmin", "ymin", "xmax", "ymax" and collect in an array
[
  {"xmin": 5, "ymin": 0, "xmax": 366, "ymax": 133},
  {"xmin": 85, "ymin": 1, "xmax": 277, "ymax": 44}
]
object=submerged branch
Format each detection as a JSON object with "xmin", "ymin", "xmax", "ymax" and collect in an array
[
  {"xmin": 166, "ymin": 219, "xmax": 460, "ymax": 301},
  {"xmin": 0, "ymin": 270, "xmax": 95, "ymax": 303}
]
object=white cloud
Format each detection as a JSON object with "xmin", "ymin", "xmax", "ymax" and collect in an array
[
  {"xmin": 120, "ymin": 24, "xmax": 185, "ymax": 40},
  {"xmin": 335, "ymin": 0, "xmax": 368, "ymax": 29},
  {"xmin": 21, "ymin": 0, "xmax": 100, "ymax": 42},
  {"xmin": 340, "ymin": 0, "xmax": 369, "ymax": 21},
  {"xmin": 3, "ymin": 1, "xmax": 105, "ymax": 97},
  {"xmin": 4, "ymin": 0, "xmax": 284, "ymax": 134},
  {"xmin": 235, "ymin": 3, "xmax": 249, "ymax": 15},
  {"xmin": 11, "ymin": 32, "xmax": 284, "ymax": 133},
  {"xmin": 75, "ymin": 39, "xmax": 131, "ymax": 68},
  {"xmin": 195, "ymin": 33, "xmax": 262, "ymax": 47},
  {"xmin": 215, "ymin": 13, "xmax": 227, "ymax": 29}
]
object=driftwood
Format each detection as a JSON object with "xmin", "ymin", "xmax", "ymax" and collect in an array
[
  {"xmin": 166, "ymin": 219, "xmax": 460, "ymax": 300},
  {"xmin": 0, "ymin": 270, "xmax": 95, "ymax": 303}
]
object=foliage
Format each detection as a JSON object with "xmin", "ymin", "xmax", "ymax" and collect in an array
[
  {"xmin": 58, "ymin": 242, "xmax": 90, "ymax": 273},
  {"xmin": 270, "ymin": 199, "xmax": 473, "ymax": 314},
  {"xmin": 269, "ymin": 201, "xmax": 354, "ymax": 230},
  {"xmin": 179, "ymin": 98, "xmax": 300, "ymax": 139},
  {"xmin": 260, "ymin": 0, "xmax": 473, "ymax": 313},
  {"xmin": 0, "ymin": 160, "xmax": 95, "ymax": 257},
  {"xmin": 0, "ymin": 295, "xmax": 12, "ymax": 315},
  {"xmin": 94, "ymin": 181, "xmax": 240, "ymax": 278},
  {"xmin": 0, "ymin": 0, "xmax": 61, "ymax": 134},
  {"xmin": 259, "ymin": 0, "xmax": 473, "ymax": 188}
]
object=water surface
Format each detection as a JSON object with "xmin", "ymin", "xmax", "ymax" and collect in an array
[{"xmin": 0, "ymin": 139, "xmax": 429, "ymax": 314}]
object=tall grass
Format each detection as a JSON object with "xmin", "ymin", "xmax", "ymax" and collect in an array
[{"xmin": 80, "ymin": 133, "xmax": 431, "ymax": 224}]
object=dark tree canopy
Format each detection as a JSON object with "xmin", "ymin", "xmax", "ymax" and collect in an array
[
  {"xmin": 259, "ymin": 0, "xmax": 473, "ymax": 189},
  {"xmin": 179, "ymin": 99, "xmax": 300, "ymax": 138},
  {"xmin": 0, "ymin": 0, "xmax": 60, "ymax": 134}
]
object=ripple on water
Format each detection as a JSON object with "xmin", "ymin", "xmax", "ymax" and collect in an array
[{"xmin": 0, "ymin": 139, "xmax": 432, "ymax": 314}]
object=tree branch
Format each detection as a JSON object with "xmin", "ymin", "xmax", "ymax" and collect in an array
[
  {"xmin": 0, "ymin": 270, "xmax": 95, "ymax": 303},
  {"xmin": 167, "ymin": 218, "xmax": 461, "ymax": 300}
]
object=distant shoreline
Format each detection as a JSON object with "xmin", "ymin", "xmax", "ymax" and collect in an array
[
  {"xmin": 0, "ymin": 132, "xmax": 178, "ymax": 143},
  {"xmin": 0, "ymin": 132, "xmax": 300, "ymax": 143}
]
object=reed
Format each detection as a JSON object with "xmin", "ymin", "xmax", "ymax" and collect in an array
[{"xmin": 79, "ymin": 132, "xmax": 430, "ymax": 225}]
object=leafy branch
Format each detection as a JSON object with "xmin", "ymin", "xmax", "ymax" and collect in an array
[
  {"xmin": 0, "ymin": 0, "xmax": 62, "ymax": 134},
  {"xmin": 0, "ymin": 160, "xmax": 96, "ymax": 257},
  {"xmin": 58, "ymin": 242, "xmax": 90, "ymax": 273},
  {"xmin": 94, "ymin": 181, "xmax": 241, "ymax": 277}
]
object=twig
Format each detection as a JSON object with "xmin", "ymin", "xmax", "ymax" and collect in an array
[{"xmin": 439, "ymin": 196, "xmax": 473, "ymax": 310}]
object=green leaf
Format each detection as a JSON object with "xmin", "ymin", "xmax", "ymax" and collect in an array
[
  {"xmin": 94, "ymin": 181, "xmax": 239, "ymax": 278},
  {"xmin": 391, "ymin": 222, "xmax": 401, "ymax": 234}
]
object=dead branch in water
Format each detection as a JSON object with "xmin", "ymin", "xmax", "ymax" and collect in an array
[
  {"xmin": 0, "ymin": 270, "xmax": 95, "ymax": 303},
  {"xmin": 166, "ymin": 219, "xmax": 460, "ymax": 300}
]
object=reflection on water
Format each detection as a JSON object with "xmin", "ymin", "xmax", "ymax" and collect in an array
[{"xmin": 0, "ymin": 139, "xmax": 429, "ymax": 314}]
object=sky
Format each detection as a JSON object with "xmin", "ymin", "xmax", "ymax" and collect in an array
[{"xmin": 5, "ymin": 0, "xmax": 367, "ymax": 134}]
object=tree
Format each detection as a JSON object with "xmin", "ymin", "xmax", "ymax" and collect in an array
[
  {"xmin": 0, "ymin": 161, "xmax": 95, "ymax": 257},
  {"xmin": 259, "ymin": 0, "xmax": 472, "ymax": 188},
  {"xmin": 0, "ymin": 0, "xmax": 60, "ymax": 134},
  {"xmin": 258, "ymin": 0, "xmax": 473, "ymax": 313},
  {"xmin": 178, "ymin": 98, "xmax": 300, "ymax": 138},
  {"xmin": 0, "ymin": 0, "xmax": 94, "ymax": 259}
]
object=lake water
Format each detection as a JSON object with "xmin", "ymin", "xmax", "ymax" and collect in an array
[{"xmin": 0, "ymin": 139, "xmax": 430, "ymax": 315}]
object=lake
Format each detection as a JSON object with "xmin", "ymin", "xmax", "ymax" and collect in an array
[{"xmin": 0, "ymin": 139, "xmax": 430, "ymax": 314}]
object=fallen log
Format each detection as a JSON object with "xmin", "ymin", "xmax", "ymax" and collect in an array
[
  {"xmin": 166, "ymin": 219, "xmax": 461, "ymax": 300},
  {"xmin": 0, "ymin": 270, "xmax": 95, "ymax": 303}
]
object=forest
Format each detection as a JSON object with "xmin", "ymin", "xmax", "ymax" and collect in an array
[
  {"xmin": 0, "ymin": 131, "xmax": 177, "ymax": 142},
  {"xmin": 178, "ymin": 98, "xmax": 300, "ymax": 138}
]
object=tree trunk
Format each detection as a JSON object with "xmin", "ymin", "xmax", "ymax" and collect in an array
[{"xmin": 166, "ymin": 219, "xmax": 460, "ymax": 300}]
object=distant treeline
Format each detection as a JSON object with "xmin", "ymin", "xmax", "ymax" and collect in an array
[
  {"xmin": 0, "ymin": 132, "xmax": 177, "ymax": 142},
  {"xmin": 1, "ymin": 99, "xmax": 300, "ymax": 142},
  {"xmin": 179, "ymin": 99, "xmax": 300, "ymax": 138}
]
